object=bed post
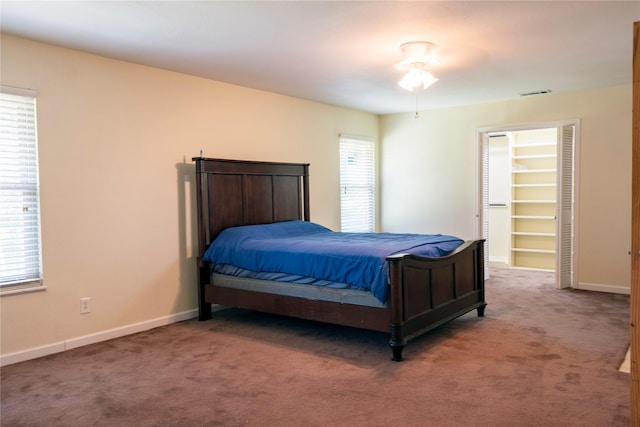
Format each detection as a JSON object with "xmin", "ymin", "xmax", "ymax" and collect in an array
[
  {"xmin": 476, "ymin": 241, "xmax": 487, "ymax": 317},
  {"xmin": 193, "ymin": 158, "xmax": 212, "ymax": 321},
  {"xmin": 302, "ymin": 164, "xmax": 310, "ymax": 221},
  {"xmin": 387, "ymin": 255, "xmax": 406, "ymax": 361}
]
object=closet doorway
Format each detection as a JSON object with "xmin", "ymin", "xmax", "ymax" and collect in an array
[{"xmin": 477, "ymin": 120, "xmax": 579, "ymax": 289}]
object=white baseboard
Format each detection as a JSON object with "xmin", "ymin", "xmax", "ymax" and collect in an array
[
  {"xmin": 1, "ymin": 308, "xmax": 200, "ymax": 367},
  {"xmin": 489, "ymin": 259, "xmax": 509, "ymax": 268},
  {"xmin": 0, "ymin": 342, "xmax": 67, "ymax": 368},
  {"xmin": 576, "ymin": 282, "xmax": 631, "ymax": 295}
]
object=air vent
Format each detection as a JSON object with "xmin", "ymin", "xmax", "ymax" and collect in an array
[{"xmin": 520, "ymin": 89, "xmax": 552, "ymax": 97}]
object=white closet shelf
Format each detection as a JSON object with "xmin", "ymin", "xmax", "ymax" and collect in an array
[
  {"xmin": 512, "ymin": 248, "xmax": 556, "ymax": 254},
  {"xmin": 512, "ymin": 169, "xmax": 557, "ymax": 174},
  {"xmin": 512, "ymin": 154, "xmax": 557, "ymax": 160},
  {"xmin": 512, "ymin": 142, "xmax": 556, "ymax": 148},
  {"xmin": 512, "ymin": 215, "xmax": 556, "ymax": 219},
  {"xmin": 512, "ymin": 183, "xmax": 556, "ymax": 188},
  {"xmin": 512, "ymin": 232, "xmax": 556, "ymax": 237}
]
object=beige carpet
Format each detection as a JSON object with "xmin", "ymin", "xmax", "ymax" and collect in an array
[{"xmin": 0, "ymin": 268, "xmax": 631, "ymax": 426}]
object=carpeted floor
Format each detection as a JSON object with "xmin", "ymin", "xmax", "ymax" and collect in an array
[{"xmin": 0, "ymin": 268, "xmax": 631, "ymax": 426}]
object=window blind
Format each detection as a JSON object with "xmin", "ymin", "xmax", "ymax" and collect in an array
[
  {"xmin": 339, "ymin": 136, "xmax": 375, "ymax": 232},
  {"xmin": 0, "ymin": 89, "xmax": 43, "ymax": 290}
]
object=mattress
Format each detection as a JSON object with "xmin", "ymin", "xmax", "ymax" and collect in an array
[{"xmin": 203, "ymin": 220, "xmax": 464, "ymax": 304}]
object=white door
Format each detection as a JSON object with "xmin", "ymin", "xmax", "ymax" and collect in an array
[
  {"xmin": 479, "ymin": 132, "xmax": 490, "ymax": 279},
  {"xmin": 487, "ymin": 135, "xmax": 511, "ymax": 268},
  {"xmin": 556, "ymin": 124, "xmax": 576, "ymax": 289}
]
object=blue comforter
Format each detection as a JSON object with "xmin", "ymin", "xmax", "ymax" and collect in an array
[{"xmin": 203, "ymin": 220, "xmax": 463, "ymax": 304}]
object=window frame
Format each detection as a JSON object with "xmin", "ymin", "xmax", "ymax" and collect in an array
[
  {"xmin": 339, "ymin": 135, "xmax": 376, "ymax": 233},
  {"xmin": 0, "ymin": 86, "xmax": 45, "ymax": 296}
]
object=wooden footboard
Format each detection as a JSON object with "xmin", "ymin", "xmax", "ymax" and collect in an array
[
  {"xmin": 386, "ymin": 239, "xmax": 486, "ymax": 361},
  {"xmin": 197, "ymin": 239, "xmax": 485, "ymax": 361}
]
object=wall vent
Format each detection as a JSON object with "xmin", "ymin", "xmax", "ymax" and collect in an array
[{"xmin": 520, "ymin": 89, "xmax": 552, "ymax": 97}]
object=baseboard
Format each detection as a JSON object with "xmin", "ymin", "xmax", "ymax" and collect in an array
[
  {"xmin": 489, "ymin": 258, "xmax": 509, "ymax": 268},
  {"xmin": 575, "ymin": 282, "xmax": 631, "ymax": 295},
  {"xmin": 0, "ymin": 342, "xmax": 68, "ymax": 368},
  {"xmin": 0, "ymin": 308, "xmax": 199, "ymax": 367}
]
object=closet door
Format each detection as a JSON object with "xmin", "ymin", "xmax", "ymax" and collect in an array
[
  {"xmin": 480, "ymin": 133, "xmax": 490, "ymax": 278},
  {"xmin": 556, "ymin": 124, "xmax": 576, "ymax": 289}
]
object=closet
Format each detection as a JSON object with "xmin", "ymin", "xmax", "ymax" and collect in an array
[{"xmin": 488, "ymin": 128, "xmax": 558, "ymax": 272}]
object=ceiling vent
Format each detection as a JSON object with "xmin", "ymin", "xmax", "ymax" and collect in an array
[{"xmin": 520, "ymin": 89, "xmax": 552, "ymax": 97}]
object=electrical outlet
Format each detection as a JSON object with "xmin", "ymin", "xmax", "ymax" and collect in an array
[{"xmin": 80, "ymin": 297, "xmax": 91, "ymax": 314}]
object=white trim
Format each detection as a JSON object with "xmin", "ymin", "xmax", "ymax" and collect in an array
[
  {"xmin": 476, "ymin": 119, "xmax": 581, "ymax": 134},
  {"xmin": 575, "ymin": 282, "xmax": 630, "ymax": 295},
  {"xmin": 489, "ymin": 257, "xmax": 509, "ymax": 268},
  {"xmin": 338, "ymin": 133, "xmax": 374, "ymax": 142},
  {"xmin": 489, "ymin": 260, "xmax": 510, "ymax": 269},
  {"xmin": 0, "ymin": 85, "xmax": 37, "ymax": 97},
  {"xmin": 0, "ymin": 341, "xmax": 66, "ymax": 367},
  {"xmin": 65, "ymin": 309, "xmax": 199, "ymax": 351},
  {"xmin": 0, "ymin": 308, "xmax": 213, "ymax": 367},
  {"xmin": 0, "ymin": 284, "xmax": 47, "ymax": 297}
]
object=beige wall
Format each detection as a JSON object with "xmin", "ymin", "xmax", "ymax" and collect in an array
[
  {"xmin": 380, "ymin": 85, "xmax": 632, "ymax": 291},
  {"xmin": 0, "ymin": 34, "xmax": 378, "ymax": 358}
]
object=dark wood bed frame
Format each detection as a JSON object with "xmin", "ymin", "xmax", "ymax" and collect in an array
[{"xmin": 193, "ymin": 157, "xmax": 486, "ymax": 361}]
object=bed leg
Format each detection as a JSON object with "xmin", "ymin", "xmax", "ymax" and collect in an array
[
  {"xmin": 477, "ymin": 303, "xmax": 487, "ymax": 317},
  {"xmin": 199, "ymin": 303, "xmax": 212, "ymax": 321},
  {"xmin": 390, "ymin": 342, "xmax": 405, "ymax": 362},
  {"xmin": 197, "ymin": 262, "xmax": 212, "ymax": 321},
  {"xmin": 389, "ymin": 324, "xmax": 406, "ymax": 362}
]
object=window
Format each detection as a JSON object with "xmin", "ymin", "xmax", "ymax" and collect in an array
[
  {"xmin": 339, "ymin": 135, "xmax": 375, "ymax": 232},
  {"xmin": 0, "ymin": 87, "xmax": 43, "ymax": 294}
]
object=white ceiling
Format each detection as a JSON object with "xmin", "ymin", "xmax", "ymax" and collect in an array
[{"xmin": 1, "ymin": 1, "xmax": 638, "ymax": 114}]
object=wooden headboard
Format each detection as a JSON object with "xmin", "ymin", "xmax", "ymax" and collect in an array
[{"xmin": 192, "ymin": 157, "xmax": 310, "ymax": 259}]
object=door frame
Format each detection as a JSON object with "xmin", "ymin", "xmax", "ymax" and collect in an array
[{"xmin": 475, "ymin": 119, "xmax": 580, "ymax": 288}]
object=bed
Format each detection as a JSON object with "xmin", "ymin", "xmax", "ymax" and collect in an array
[{"xmin": 193, "ymin": 157, "xmax": 486, "ymax": 361}]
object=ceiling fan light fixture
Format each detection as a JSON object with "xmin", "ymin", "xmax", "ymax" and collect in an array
[
  {"xmin": 395, "ymin": 41, "xmax": 437, "ymax": 70},
  {"xmin": 396, "ymin": 41, "xmax": 439, "ymax": 91},
  {"xmin": 397, "ymin": 64, "xmax": 438, "ymax": 91}
]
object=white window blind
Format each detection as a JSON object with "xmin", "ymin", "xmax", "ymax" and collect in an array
[
  {"xmin": 0, "ymin": 88, "xmax": 43, "ymax": 292},
  {"xmin": 339, "ymin": 136, "xmax": 375, "ymax": 232}
]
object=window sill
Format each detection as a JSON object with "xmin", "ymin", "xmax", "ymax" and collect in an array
[{"xmin": 1, "ymin": 284, "xmax": 47, "ymax": 297}]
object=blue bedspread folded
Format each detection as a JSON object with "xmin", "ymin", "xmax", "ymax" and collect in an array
[{"xmin": 203, "ymin": 220, "xmax": 463, "ymax": 304}]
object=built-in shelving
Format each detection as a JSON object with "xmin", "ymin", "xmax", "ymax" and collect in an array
[{"xmin": 510, "ymin": 137, "xmax": 557, "ymax": 270}]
